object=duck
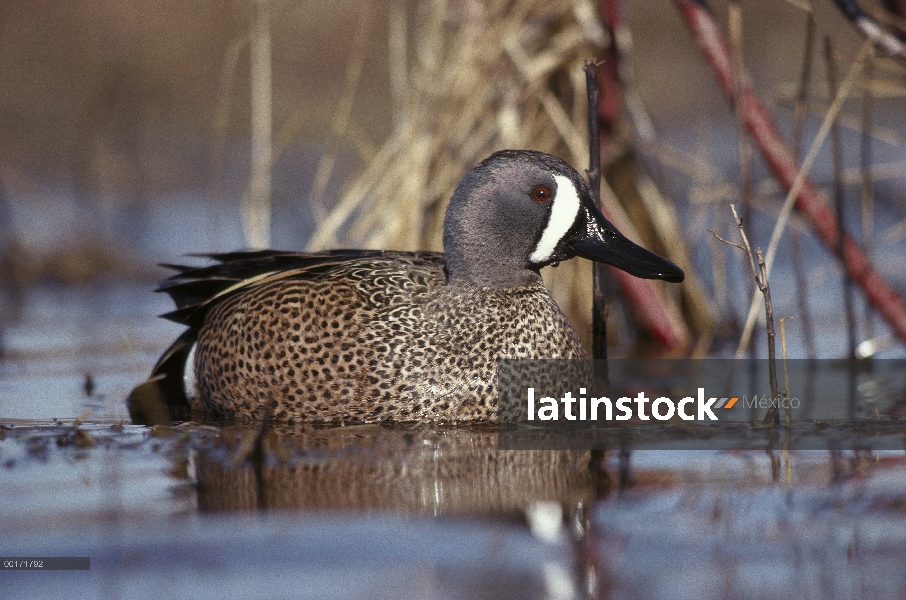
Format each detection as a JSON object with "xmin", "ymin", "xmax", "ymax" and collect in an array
[{"xmin": 131, "ymin": 150, "xmax": 683, "ymax": 424}]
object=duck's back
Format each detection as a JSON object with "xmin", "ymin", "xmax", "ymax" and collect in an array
[{"xmin": 184, "ymin": 251, "xmax": 586, "ymax": 422}]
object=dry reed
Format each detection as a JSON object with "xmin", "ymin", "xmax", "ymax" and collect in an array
[
  {"xmin": 304, "ymin": 0, "xmax": 619, "ymax": 350},
  {"xmin": 246, "ymin": 0, "xmax": 273, "ymax": 249}
]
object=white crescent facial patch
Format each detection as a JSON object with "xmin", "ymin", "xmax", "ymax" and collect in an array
[{"xmin": 528, "ymin": 174, "xmax": 581, "ymax": 264}]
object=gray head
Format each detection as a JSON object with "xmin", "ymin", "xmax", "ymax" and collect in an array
[{"xmin": 443, "ymin": 150, "xmax": 684, "ymax": 288}]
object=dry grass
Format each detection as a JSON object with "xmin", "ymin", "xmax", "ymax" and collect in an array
[{"xmin": 303, "ymin": 0, "xmax": 612, "ymax": 350}]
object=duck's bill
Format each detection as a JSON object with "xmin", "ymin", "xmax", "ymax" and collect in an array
[{"xmin": 567, "ymin": 205, "xmax": 685, "ymax": 283}]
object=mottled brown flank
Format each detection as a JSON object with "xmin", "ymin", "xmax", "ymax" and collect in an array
[{"xmin": 194, "ymin": 256, "xmax": 587, "ymax": 423}]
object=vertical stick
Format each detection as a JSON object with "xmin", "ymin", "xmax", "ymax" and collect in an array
[
  {"xmin": 585, "ymin": 61, "xmax": 607, "ymax": 362},
  {"xmin": 791, "ymin": 3, "xmax": 815, "ymax": 159},
  {"xmin": 714, "ymin": 206, "xmax": 780, "ymax": 426},
  {"xmin": 860, "ymin": 55, "xmax": 875, "ymax": 339},
  {"xmin": 710, "ymin": 189, "xmax": 729, "ymax": 318},
  {"xmin": 728, "ymin": 3, "xmax": 753, "ymax": 241},
  {"xmin": 758, "ymin": 252, "xmax": 779, "ymax": 425},
  {"xmin": 824, "ymin": 37, "xmax": 857, "ymax": 359},
  {"xmin": 585, "ymin": 61, "xmax": 602, "ymax": 216},
  {"xmin": 728, "ymin": 2, "xmax": 756, "ymax": 361},
  {"xmin": 791, "ymin": 4, "xmax": 816, "ymax": 359},
  {"xmin": 780, "ymin": 317, "xmax": 791, "ymax": 430},
  {"xmin": 247, "ymin": 0, "xmax": 272, "ymax": 250}
]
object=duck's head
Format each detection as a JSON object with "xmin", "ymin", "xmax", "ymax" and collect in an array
[{"xmin": 443, "ymin": 150, "xmax": 685, "ymax": 288}]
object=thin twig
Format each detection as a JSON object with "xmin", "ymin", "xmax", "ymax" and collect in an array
[
  {"xmin": 709, "ymin": 205, "xmax": 779, "ymax": 426},
  {"xmin": 860, "ymin": 53, "xmax": 876, "ymax": 339},
  {"xmin": 673, "ymin": 0, "xmax": 906, "ymax": 351},
  {"xmin": 791, "ymin": 2, "xmax": 816, "ymax": 359},
  {"xmin": 729, "ymin": 3, "xmax": 753, "ymax": 242},
  {"xmin": 729, "ymin": 2, "xmax": 756, "ymax": 357},
  {"xmin": 585, "ymin": 61, "xmax": 603, "ymax": 206},
  {"xmin": 780, "ymin": 317, "xmax": 792, "ymax": 432},
  {"xmin": 757, "ymin": 249, "xmax": 779, "ymax": 426},
  {"xmin": 730, "ymin": 206, "xmax": 760, "ymax": 290},
  {"xmin": 825, "ymin": 37, "xmax": 858, "ymax": 359},
  {"xmin": 733, "ymin": 39, "xmax": 874, "ymax": 357},
  {"xmin": 585, "ymin": 60, "xmax": 607, "ymax": 361},
  {"xmin": 707, "ymin": 229, "xmax": 746, "ymax": 254},
  {"xmin": 792, "ymin": 2, "xmax": 815, "ymax": 158}
]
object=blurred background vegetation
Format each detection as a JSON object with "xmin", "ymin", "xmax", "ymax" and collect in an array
[{"xmin": 0, "ymin": 0, "xmax": 904, "ymax": 358}]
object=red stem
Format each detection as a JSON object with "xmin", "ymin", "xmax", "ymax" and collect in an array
[
  {"xmin": 613, "ymin": 269, "xmax": 689, "ymax": 349},
  {"xmin": 597, "ymin": 0, "xmax": 622, "ymax": 141},
  {"xmin": 595, "ymin": 0, "xmax": 690, "ymax": 352},
  {"xmin": 674, "ymin": 0, "xmax": 906, "ymax": 346}
]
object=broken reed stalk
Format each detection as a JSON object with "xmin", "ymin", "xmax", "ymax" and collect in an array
[
  {"xmin": 824, "ymin": 37, "xmax": 858, "ymax": 359},
  {"xmin": 585, "ymin": 60, "xmax": 607, "ymax": 361},
  {"xmin": 709, "ymin": 205, "xmax": 779, "ymax": 426},
  {"xmin": 791, "ymin": 3, "xmax": 816, "ymax": 359}
]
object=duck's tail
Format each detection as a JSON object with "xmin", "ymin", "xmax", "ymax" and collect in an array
[{"xmin": 128, "ymin": 329, "xmax": 198, "ymax": 425}]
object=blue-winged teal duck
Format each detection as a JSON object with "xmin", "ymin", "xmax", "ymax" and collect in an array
[{"xmin": 137, "ymin": 150, "xmax": 683, "ymax": 423}]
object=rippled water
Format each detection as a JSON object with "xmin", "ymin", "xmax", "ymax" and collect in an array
[{"xmin": 2, "ymin": 284, "xmax": 906, "ymax": 599}]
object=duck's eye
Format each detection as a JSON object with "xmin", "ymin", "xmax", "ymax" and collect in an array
[{"xmin": 531, "ymin": 186, "xmax": 552, "ymax": 202}]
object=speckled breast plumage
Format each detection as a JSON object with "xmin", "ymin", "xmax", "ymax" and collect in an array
[
  {"xmin": 193, "ymin": 253, "xmax": 587, "ymax": 422},
  {"xmin": 137, "ymin": 150, "xmax": 684, "ymax": 426}
]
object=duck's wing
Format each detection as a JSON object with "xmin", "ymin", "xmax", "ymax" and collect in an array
[
  {"xmin": 131, "ymin": 250, "xmax": 445, "ymax": 424},
  {"xmin": 156, "ymin": 249, "xmax": 446, "ymax": 329}
]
